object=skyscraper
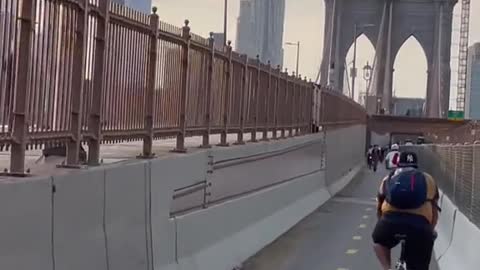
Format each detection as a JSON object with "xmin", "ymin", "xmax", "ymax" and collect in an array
[
  {"xmin": 211, "ymin": 32, "xmax": 226, "ymax": 51},
  {"xmin": 112, "ymin": 0, "xmax": 152, "ymax": 14},
  {"xmin": 236, "ymin": 0, "xmax": 286, "ymax": 67},
  {"xmin": 465, "ymin": 43, "xmax": 480, "ymax": 119}
]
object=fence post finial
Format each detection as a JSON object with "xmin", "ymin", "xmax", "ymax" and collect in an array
[
  {"xmin": 201, "ymin": 31, "xmax": 216, "ymax": 148},
  {"xmin": 172, "ymin": 18, "xmax": 191, "ymax": 153},
  {"xmin": 140, "ymin": 4, "xmax": 160, "ymax": 158},
  {"xmin": 88, "ymin": 0, "xmax": 111, "ymax": 165},
  {"xmin": 217, "ymin": 40, "xmax": 233, "ymax": 147},
  {"xmin": 65, "ymin": 0, "xmax": 89, "ymax": 168},
  {"xmin": 262, "ymin": 60, "xmax": 272, "ymax": 141},
  {"xmin": 251, "ymin": 54, "xmax": 261, "ymax": 142}
]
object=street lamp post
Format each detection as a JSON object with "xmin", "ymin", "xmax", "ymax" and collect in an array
[
  {"xmin": 351, "ymin": 23, "xmax": 375, "ymax": 101},
  {"xmin": 363, "ymin": 62, "xmax": 373, "ymax": 111},
  {"xmin": 223, "ymin": 0, "xmax": 227, "ymax": 46},
  {"xmin": 285, "ymin": 41, "xmax": 300, "ymax": 76}
]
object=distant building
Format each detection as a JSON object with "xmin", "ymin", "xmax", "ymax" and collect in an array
[
  {"xmin": 392, "ymin": 97, "xmax": 425, "ymax": 117},
  {"xmin": 236, "ymin": 0, "xmax": 286, "ymax": 67},
  {"xmin": 112, "ymin": 0, "xmax": 152, "ymax": 14},
  {"xmin": 211, "ymin": 32, "xmax": 225, "ymax": 51},
  {"xmin": 465, "ymin": 43, "xmax": 480, "ymax": 119}
]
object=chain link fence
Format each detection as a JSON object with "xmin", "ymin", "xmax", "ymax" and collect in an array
[{"xmin": 405, "ymin": 144, "xmax": 480, "ymax": 229}]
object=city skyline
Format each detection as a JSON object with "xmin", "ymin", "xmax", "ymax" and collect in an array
[
  {"xmin": 236, "ymin": 0, "xmax": 286, "ymax": 68},
  {"xmin": 211, "ymin": 32, "xmax": 225, "ymax": 50},
  {"xmin": 112, "ymin": 0, "xmax": 152, "ymax": 13},
  {"xmin": 154, "ymin": 0, "xmax": 479, "ymax": 102}
]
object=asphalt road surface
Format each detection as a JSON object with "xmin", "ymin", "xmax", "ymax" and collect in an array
[{"xmin": 243, "ymin": 166, "xmax": 440, "ymax": 270}]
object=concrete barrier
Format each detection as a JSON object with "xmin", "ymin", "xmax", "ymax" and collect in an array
[
  {"xmin": 434, "ymin": 193, "xmax": 457, "ymax": 260},
  {"xmin": 53, "ymin": 169, "xmax": 108, "ymax": 270},
  {"xmin": 212, "ymin": 133, "xmax": 322, "ymax": 164},
  {"xmin": 325, "ymin": 125, "xmax": 366, "ymax": 187},
  {"xmin": 150, "ymin": 152, "xmax": 210, "ymax": 270},
  {"xmin": 438, "ymin": 209, "xmax": 480, "ymax": 270},
  {"xmin": 172, "ymin": 125, "xmax": 365, "ymax": 270},
  {"xmin": 0, "ymin": 177, "xmax": 53, "ymax": 270},
  {"xmin": 0, "ymin": 126, "xmax": 366, "ymax": 270},
  {"xmin": 175, "ymin": 170, "xmax": 329, "ymax": 270},
  {"xmin": 210, "ymin": 137, "xmax": 324, "ymax": 203},
  {"xmin": 327, "ymin": 164, "xmax": 363, "ymax": 196},
  {"xmin": 104, "ymin": 162, "xmax": 150, "ymax": 270}
]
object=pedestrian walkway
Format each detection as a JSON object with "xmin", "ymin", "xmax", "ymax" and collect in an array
[{"xmin": 242, "ymin": 167, "xmax": 439, "ymax": 270}]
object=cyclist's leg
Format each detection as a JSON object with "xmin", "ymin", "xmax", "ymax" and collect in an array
[
  {"xmin": 404, "ymin": 225, "xmax": 434, "ymax": 270},
  {"xmin": 372, "ymin": 218, "xmax": 400, "ymax": 270},
  {"xmin": 373, "ymin": 244, "xmax": 391, "ymax": 270}
]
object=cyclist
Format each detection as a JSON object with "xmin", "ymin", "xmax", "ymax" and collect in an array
[
  {"xmin": 371, "ymin": 145, "xmax": 381, "ymax": 172},
  {"xmin": 372, "ymin": 152, "xmax": 440, "ymax": 270},
  {"xmin": 385, "ymin": 144, "xmax": 400, "ymax": 170},
  {"xmin": 367, "ymin": 145, "xmax": 374, "ymax": 169}
]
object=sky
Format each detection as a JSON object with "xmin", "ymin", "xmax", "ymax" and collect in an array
[{"xmin": 153, "ymin": 0, "xmax": 480, "ymax": 106}]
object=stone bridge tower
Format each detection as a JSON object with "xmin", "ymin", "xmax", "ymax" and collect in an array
[{"xmin": 319, "ymin": 0, "xmax": 457, "ymax": 118}]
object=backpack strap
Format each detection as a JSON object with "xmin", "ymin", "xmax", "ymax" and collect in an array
[
  {"xmin": 422, "ymin": 172, "xmax": 442, "ymax": 212},
  {"xmin": 382, "ymin": 172, "xmax": 394, "ymax": 196}
]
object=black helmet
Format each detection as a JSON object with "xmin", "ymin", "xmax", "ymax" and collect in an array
[{"xmin": 397, "ymin": 152, "xmax": 418, "ymax": 168}]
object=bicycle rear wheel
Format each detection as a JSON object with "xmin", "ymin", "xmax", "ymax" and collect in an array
[{"xmin": 395, "ymin": 260, "xmax": 406, "ymax": 270}]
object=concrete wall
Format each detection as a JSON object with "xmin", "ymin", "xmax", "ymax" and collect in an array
[
  {"xmin": 370, "ymin": 131, "xmax": 390, "ymax": 147},
  {"xmin": 325, "ymin": 125, "xmax": 366, "ymax": 193},
  {"xmin": 0, "ymin": 125, "xmax": 365, "ymax": 270}
]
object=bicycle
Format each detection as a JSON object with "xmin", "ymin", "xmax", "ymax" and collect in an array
[
  {"xmin": 394, "ymin": 234, "xmax": 407, "ymax": 270},
  {"xmin": 394, "ymin": 231, "xmax": 437, "ymax": 270}
]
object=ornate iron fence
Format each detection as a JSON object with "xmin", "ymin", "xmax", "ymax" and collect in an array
[{"xmin": 0, "ymin": 0, "xmax": 365, "ymax": 175}]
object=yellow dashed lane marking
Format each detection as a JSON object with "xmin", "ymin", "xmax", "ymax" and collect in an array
[
  {"xmin": 353, "ymin": 235, "xmax": 362, "ymax": 240},
  {"xmin": 346, "ymin": 249, "xmax": 358, "ymax": 255}
]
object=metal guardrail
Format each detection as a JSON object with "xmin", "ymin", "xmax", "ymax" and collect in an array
[{"xmin": 407, "ymin": 144, "xmax": 480, "ymax": 229}]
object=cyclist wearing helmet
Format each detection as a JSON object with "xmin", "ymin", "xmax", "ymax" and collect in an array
[
  {"xmin": 385, "ymin": 144, "xmax": 400, "ymax": 170},
  {"xmin": 372, "ymin": 152, "xmax": 440, "ymax": 270}
]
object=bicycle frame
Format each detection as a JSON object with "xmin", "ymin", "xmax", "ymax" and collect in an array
[{"xmin": 395, "ymin": 240, "xmax": 407, "ymax": 270}]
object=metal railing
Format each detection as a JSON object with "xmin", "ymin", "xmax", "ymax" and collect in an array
[
  {"xmin": 0, "ymin": 0, "xmax": 368, "ymax": 175},
  {"xmin": 0, "ymin": 0, "xmax": 322, "ymax": 174},
  {"xmin": 409, "ymin": 144, "xmax": 480, "ymax": 229}
]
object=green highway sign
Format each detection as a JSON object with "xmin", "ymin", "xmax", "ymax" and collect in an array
[{"xmin": 448, "ymin": 110, "xmax": 464, "ymax": 121}]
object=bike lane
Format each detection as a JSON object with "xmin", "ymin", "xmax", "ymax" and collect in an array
[{"xmin": 243, "ymin": 167, "xmax": 440, "ymax": 270}]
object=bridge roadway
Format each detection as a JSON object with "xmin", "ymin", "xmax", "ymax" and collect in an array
[{"xmin": 243, "ymin": 166, "xmax": 440, "ymax": 270}]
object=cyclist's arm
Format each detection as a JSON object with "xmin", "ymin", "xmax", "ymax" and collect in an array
[
  {"xmin": 432, "ymin": 204, "xmax": 439, "ymax": 228},
  {"xmin": 376, "ymin": 197, "xmax": 384, "ymax": 219},
  {"xmin": 431, "ymin": 186, "xmax": 440, "ymax": 229},
  {"xmin": 377, "ymin": 179, "xmax": 386, "ymax": 219}
]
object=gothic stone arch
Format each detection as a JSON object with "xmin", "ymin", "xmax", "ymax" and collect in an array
[{"xmin": 320, "ymin": 0, "xmax": 456, "ymax": 118}]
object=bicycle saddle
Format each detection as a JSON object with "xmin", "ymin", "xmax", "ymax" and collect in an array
[{"xmin": 394, "ymin": 234, "xmax": 407, "ymax": 241}]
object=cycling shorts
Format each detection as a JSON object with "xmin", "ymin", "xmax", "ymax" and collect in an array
[{"xmin": 372, "ymin": 213, "xmax": 435, "ymax": 270}]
